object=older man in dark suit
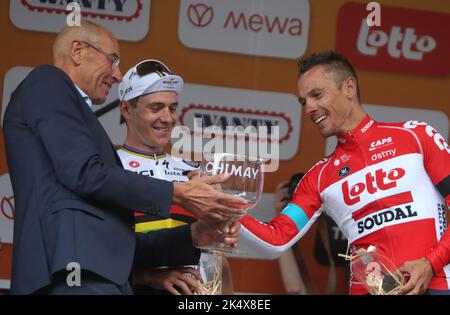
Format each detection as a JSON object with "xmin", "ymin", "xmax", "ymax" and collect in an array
[{"xmin": 3, "ymin": 20, "xmax": 244, "ymax": 295}]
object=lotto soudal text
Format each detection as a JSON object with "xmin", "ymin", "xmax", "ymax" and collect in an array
[{"xmin": 357, "ymin": 205, "xmax": 417, "ymax": 234}]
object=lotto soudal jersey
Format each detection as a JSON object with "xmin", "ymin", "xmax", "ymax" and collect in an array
[
  {"xmin": 240, "ymin": 116, "xmax": 450, "ymax": 294},
  {"xmin": 117, "ymin": 144, "xmax": 199, "ymax": 232}
]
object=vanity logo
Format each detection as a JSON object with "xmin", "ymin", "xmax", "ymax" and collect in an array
[{"xmin": 9, "ymin": 0, "xmax": 151, "ymax": 41}]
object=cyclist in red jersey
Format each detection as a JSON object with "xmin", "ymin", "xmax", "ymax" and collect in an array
[{"xmin": 238, "ymin": 51, "xmax": 450, "ymax": 295}]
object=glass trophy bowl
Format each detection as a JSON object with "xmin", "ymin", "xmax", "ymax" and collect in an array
[
  {"xmin": 198, "ymin": 152, "xmax": 265, "ymax": 253},
  {"xmin": 351, "ymin": 248, "xmax": 406, "ymax": 295},
  {"xmin": 195, "ymin": 250, "xmax": 223, "ymax": 295}
]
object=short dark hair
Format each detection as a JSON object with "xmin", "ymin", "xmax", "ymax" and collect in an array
[
  {"xmin": 121, "ymin": 96, "xmax": 139, "ymax": 126},
  {"xmin": 298, "ymin": 51, "xmax": 361, "ymax": 102},
  {"xmin": 127, "ymin": 96, "xmax": 139, "ymax": 108}
]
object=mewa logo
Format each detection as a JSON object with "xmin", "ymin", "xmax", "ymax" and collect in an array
[
  {"xmin": 1, "ymin": 195, "xmax": 14, "ymax": 221},
  {"xmin": 186, "ymin": 2, "xmax": 302, "ymax": 36},
  {"xmin": 187, "ymin": 3, "xmax": 214, "ymax": 27},
  {"xmin": 336, "ymin": 3, "xmax": 450, "ymax": 76},
  {"xmin": 179, "ymin": 0, "xmax": 310, "ymax": 59}
]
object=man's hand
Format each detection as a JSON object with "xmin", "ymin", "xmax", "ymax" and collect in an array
[
  {"xmin": 398, "ymin": 257, "xmax": 434, "ymax": 295},
  {"xmin": 173, "ymin": 174, "xmax": 247, "ymax": 227},
  {"xmin": 133, "ymin": 267, "xmax": 201, "ymax": 295},
  {"xmin": 186, "ymin": 169, "xmax": 199, "ymax": 180},
  {"xmin": 191, "ymin": 220, "xmax": 241, "ymax": 249}
]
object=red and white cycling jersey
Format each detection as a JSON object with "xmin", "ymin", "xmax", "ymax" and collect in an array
[{"xmin": 239, "ymin": 115, "xmax": 450, "ymax": 294}]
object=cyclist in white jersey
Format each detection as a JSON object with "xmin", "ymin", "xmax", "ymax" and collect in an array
[{"xmin": 117, "ymin": 59, "xmax": 236, "ymax": 294}]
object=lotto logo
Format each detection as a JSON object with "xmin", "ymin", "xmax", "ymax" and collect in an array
[
  {"xmin": 357, "ymin": 20, "xmax": 436, "ymax": 61},
  {"xmin": 336, "ymin": 3, "xmax": 450, "ymax": 76},
  {"xmin": 342, "ymin": 168, "xmax": 406, "ymax": 206}
]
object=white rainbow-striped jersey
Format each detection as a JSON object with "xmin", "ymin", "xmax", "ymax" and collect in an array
[{"xmin": 116, "ymin": 145, "xmax": 199, "ymax": 231}]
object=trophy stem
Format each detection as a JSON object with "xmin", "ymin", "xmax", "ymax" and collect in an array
[{"xmin": 197, "ymin": 243, "xmax": 247, "ymax": 255}]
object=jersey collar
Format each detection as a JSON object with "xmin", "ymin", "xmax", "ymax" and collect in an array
[
  {"xmin": 121, "ymin": 144, "xmax": 166, "ymax": 159},
  {"xmin": 337, "ymin": 115, "xmax": 377, "ymax": 147}
]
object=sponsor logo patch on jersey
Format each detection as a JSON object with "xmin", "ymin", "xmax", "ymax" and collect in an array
[
  {"xmin": 341, "ymin": 154, "xmax": 351, "ymax": 162},
  {"xmin": 183, "ymin": 159, "xmax": 200, "ymax": 169},
  {"xmin": 342, "ymin": 167, "xmax": 406, "ymax": 206},
  {"xmin": 129, "ymin": 161, "xmax": 140, "ymax": 168},
  {"xmin": 371, "ymin": 149, "xmax": 397, "ymax": 162},
  {"xmin": 361, "ymin": 119, "xmax": 374, "ymax": 133},
  {"xmin": 369, "ymin": 137, "xmax": 393, "ymax": 151},
  {"xmin": 338, "ymin": 166, "xmax": 351, "ymax": 177},
  {"xmin": 356, "ymin": 205, "xmax": 418, "ymax": 234}
]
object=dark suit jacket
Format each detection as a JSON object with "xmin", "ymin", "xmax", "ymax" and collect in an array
[{"xmin": 3, "ymin": 65, "xmax": 199, "ymax": 295}]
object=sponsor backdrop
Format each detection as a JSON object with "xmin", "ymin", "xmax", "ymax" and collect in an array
[{"xmin": 0, "ymin": 0, "xmax": 449, "ymax": 294}]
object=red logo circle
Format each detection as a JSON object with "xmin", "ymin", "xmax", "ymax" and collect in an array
[
  {"xmin": 1, "ymin": 196, "xmax": 15, "ymax": 220},
  {"xmin": 187, "ymin": 3, "xmax": 214, "ymax": 28},
  {"xmin": 129, "ymin": 161, "xmax": 140, "ymax": 168}
]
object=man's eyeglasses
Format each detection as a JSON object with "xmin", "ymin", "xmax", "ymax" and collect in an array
[
  {"xmin": 121, "ymin": 59, "xmax": 172, "ymax": 101},
  {"xmin": 81, "ymin": 41, "xmax": 121, "ymax": 69}
]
